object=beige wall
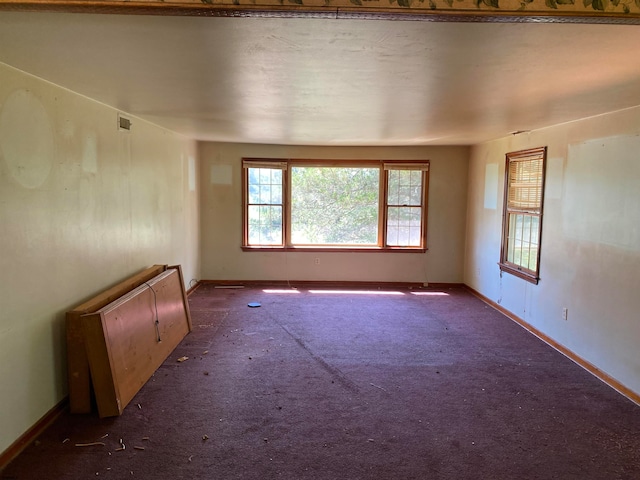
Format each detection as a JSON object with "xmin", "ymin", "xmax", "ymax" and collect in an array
[
  {"xmin": 465, "ymin": 107, "xmax": 640, "ymax": 397},
  {"xmin": 200, "ymin": 143, "xmax": 469, "ymax": 284},
  {"xmin": 0, "ymin": 63, "xmax": 200, "ymax": 454}
]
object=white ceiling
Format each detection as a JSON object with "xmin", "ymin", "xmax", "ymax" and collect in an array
[{"xmin": 1, "ymin": 11, "xmax": 640, "ymax": 146}]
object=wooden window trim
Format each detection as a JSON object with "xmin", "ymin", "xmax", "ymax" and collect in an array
[
  {"xmin": 242, "ymin": 159, "xmax": 429, "ymax": 252},
  {"xmin": 383, "ymin": 163, "xmax": 429, "ymax": 250},
  {"xmin": 241, "ymin": 246, "xmax": 428, "ymax": 253},
  {"xmin": 499, "ymin": 147, "xmax": 547, "ymax": 285},
  {"xmin": 242, "ymin": 159, "xmax": 287, "ymax": 247}
]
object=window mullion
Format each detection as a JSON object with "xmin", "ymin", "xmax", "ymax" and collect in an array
[
  {"xmin": 284, "ymin": 165, "xmax": 291, "ymax": 247},
  {"xmin": 420, "ymin": 170, "xmax": 428, "ymax": 249},
  {"xmin": 380, "ymin": 165, "xmax": 387, "ymax": 248},
  {"xmin": 242, "ymin": 166, "xmax": 248, "ymax": 246}
]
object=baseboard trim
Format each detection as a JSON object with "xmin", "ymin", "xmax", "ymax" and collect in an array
[
  {"xmin": 186, "ymin": 280, "xmax": 201, "ymax": 296},
  {"xmin": 200, "ymin": 280, "xmax": 464, "ymax": 290},
  {"xmin": 0, "ymin": 397, "xmax": 68, "ymax": 471},
  {"xmin": 424, "ymin": 282, "xmax": 465, "ymax": 289},
  {"xmin": 465, "ymin": 285, "xmax": 640, "ymax": 406}
]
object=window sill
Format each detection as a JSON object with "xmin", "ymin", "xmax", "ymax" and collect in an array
[
  {"xmin": 499, "ymin": 263, "xmax": 539, "ymax": 285},
  {"xmin": 242, "ymin": 246, "xmax": 427, "ymax": 253}
]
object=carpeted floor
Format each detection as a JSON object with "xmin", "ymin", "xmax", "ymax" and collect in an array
[{"xmin": 2, "ymin": 285, "xmax": 639, "ymax": 479}]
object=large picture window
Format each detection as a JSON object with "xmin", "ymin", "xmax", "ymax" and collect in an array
[
  {"xmin": 242, "ymin": 159, "xmax": 429, "ymax": 251},
  {"xmin": 291, "ymin": 166, "xmax": 380, "ymax": 245},
  {"xmin": 499, "ymin": 147, "xmax": 547, "ymax": 284}
]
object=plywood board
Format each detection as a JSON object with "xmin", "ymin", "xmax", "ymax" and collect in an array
[
  {"xmin": 81, "ymin": 268, "xmax": 191, "ymax": 417},
  {"xmin": 66, "ymin": 265, "xmax": 167, "ymax": 413}
]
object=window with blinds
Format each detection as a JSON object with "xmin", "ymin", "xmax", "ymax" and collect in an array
[{"xmin": 500, "ymin": 147, "xmax": 547, "ymax": 284}]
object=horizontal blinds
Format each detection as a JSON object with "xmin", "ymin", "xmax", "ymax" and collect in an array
[
  {"xmin": 507, "ymin": 151, "xmax": 544, "ymax": 212},
  {"xmin": 242, "ymin": 159, "xmax": 287, "ymax": 170},
  {"xmin": 383, "ymin": 162, "xmax": 429, "ymax": 171}
]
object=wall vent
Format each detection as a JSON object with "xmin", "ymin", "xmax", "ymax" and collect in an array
[{"xmin": 118, "ymin": 113, "xmax": 132, "ymax": 132}]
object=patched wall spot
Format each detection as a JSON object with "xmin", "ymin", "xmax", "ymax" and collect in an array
[{"xmin": 0, "ymin": 89, "xmax": 54, "ymax": 188}]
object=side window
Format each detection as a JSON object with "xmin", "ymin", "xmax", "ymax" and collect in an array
[
  {"xmin": 244, "ymin": 162, "xmax": 285, "ymax": 246},
  {"xmin": 385, "ymin": 166, "xmax": 427, "ymax": 248},
  {"xmin": 499, "ymin": 147, "xmax": 547, "ymax": 284}
]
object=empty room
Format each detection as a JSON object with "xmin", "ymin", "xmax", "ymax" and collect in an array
[{"xmin": 1, "ymin": 2, "xmax": 639, "ymax": 479}]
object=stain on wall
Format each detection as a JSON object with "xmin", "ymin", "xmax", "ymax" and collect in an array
[{"xmin": 0, "ymin": 89, "xmax": 53, "ymax": 189}]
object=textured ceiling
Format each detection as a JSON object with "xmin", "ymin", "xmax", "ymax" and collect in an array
[{"xmin": 1, "ymin": 11, "xmax": 640, "ymax": 146}]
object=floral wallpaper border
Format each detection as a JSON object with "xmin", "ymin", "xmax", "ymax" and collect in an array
[
  {"xmin": 198, "ymin": 0, "xmax": 640, "ymax": 14},
  {"xmin": 2, "ymin": 0, "xmax": 640, "ymax": 17}
]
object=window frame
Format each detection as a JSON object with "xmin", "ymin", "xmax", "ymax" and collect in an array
[
  {"xmin": 499, "ymin": 147, "xmax": 547, "ymax": 284},
  {"xmin": 242, "ymin": 158, "xmax": 430, "ymax": 252},
  {"xmin": 243, "ymin": 160, "xmax": 286, "ymax": 247}
]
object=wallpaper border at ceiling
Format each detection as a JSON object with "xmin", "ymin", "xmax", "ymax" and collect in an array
[{"xmin": 1, "ymin": 0, "xmax": 640, "ymax": 23}]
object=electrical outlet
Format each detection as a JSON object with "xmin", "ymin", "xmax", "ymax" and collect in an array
[
  {"xmin": 314, "ymin": 257, "xmax": 320, "ymax": 265},
  {"xmin": 562, "ymin": 308, "xmax": 568, "ymax": 321}
]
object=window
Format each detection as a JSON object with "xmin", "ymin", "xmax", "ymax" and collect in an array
[
  {"xmin": 242, "ymin": 159, "xmax": 429, "ymax": 251},
  {"xmin": 386, "ymin": 167, "xmax": 425, "ymax": 247},
  {"xmin": 499, "ymin": 147, "xmax": 547, "ymax": 284},
  {"xmin": 290, "ymin": 166, "xmax": 380, "ymax": 245},
  {"xmin": 245, "ymin": 161, "xmax": 286, "ymax": 246}
]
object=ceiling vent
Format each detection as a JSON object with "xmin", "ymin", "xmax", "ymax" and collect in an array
[{"xmin": 118, "ymin": 113, "xmax": 132, "ymax": 132}]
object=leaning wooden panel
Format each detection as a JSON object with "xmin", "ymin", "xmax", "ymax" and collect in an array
[
  {"xmin": 169, "ymin": 264, "xmax": 193, "ymax": 332},
  {"xmin": 66, "ymin": 264, "xmax": 167, "ymax": 414},
  {"xmin": 81, "ymin": 268, "xmax": 190, "ymax": 418}
]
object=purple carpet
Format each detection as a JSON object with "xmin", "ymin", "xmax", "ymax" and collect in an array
[{"xmin": 3, "ymin": 285, "xmax": 639, "ymax": 479}]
